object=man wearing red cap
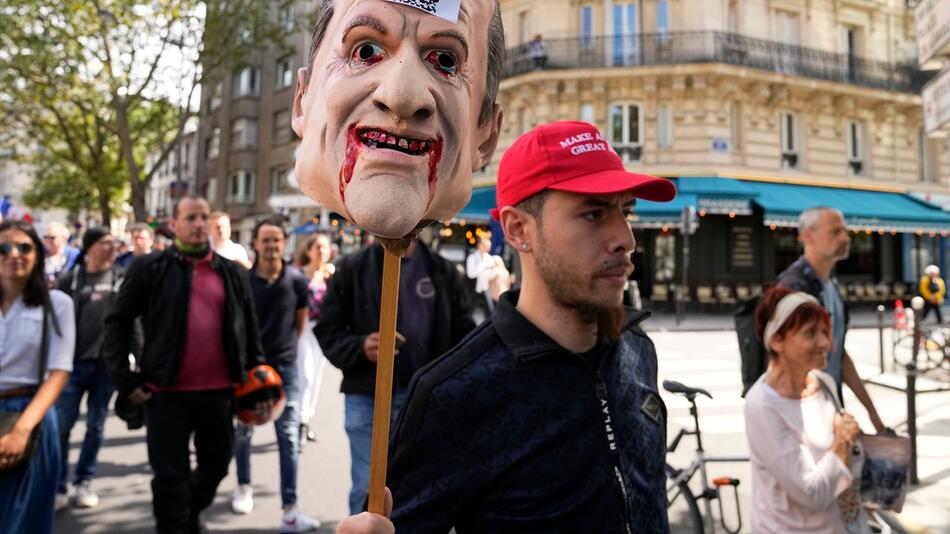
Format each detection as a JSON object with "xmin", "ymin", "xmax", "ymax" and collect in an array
[{"xmin": 337, "ymin": 121, "xmax": 677, "ymax": 534}]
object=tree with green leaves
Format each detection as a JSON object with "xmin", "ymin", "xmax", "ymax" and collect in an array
[{"xmin": 0, "ymin": 0, "xmax": 293, "ymax": 221}]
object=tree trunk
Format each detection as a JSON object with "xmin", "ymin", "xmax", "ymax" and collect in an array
[
  {"xmin": 97, "ymin": 186, "xmax": 112, "ymax": 228},
  {"xmin": 129, "ymin": 174, "xmax": 147, "ymax": 223},
  {"xmin": 113, "ymin": 96, "xmax": 147, "ymax": 222}
]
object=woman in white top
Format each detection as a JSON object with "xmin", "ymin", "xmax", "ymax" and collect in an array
[
  {"xmin": 465, "ymin": 237, "xmax": 509, "ymax": 311},
  {"xmin": 293, "ymin": 233, "xmax": 335, "ymax": 444},
  {"xmin": 744, "ymin": 286, "xmax": 865, "ymax": 534},
  {"xmin": 0, "ymin": 220, "xmax": 75, "ymax": 534}
]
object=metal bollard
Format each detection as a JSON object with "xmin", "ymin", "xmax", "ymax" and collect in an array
[
  {"xmin": 905, "ymin": 363, "xmax": 919, "ymax": 485},
  {"xmin": 877, "ymin": 304, "xmax": 885, "ymax": 374}
]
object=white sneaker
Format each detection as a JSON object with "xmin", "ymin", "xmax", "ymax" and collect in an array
[
  {"xmin": 54, "ymin": 492, "xmax": 70, "ymax": 512},
  {"xmin": 279, "ymin": 506, "xmax": 321, "ymax": 533},
  {"xmin": 230, "ymin": 484, "xmax": 254, "ymax": 514},
  {"xmin": 74, "ymin": 481, "xmax": 99, "ymax": 508}
]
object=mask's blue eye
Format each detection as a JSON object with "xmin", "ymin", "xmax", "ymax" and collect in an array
[
  {"xmin": 425, "ymin": 51, "xmax": 458, "ymax": 76},
  {"xmin": 352, "ymin": 43, "xmax": 384, "ymax": 65}
]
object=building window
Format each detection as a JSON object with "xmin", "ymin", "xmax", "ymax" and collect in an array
[
  {"xmin": 774, "ymin": 10, "xmax": 800, "ymax": 45},
  {"xmin": 846, "ymin": 121, "xmax": 866, "ymax": 176},
  {"xmin": 276, "ymin": 56, "xmax": 293, "ymax": 89},
  {"xmin": 580, "ymin": 5, "xmax": 593, "ymax": 46},
  {"xmin": 207, "ymin": 177, "xmax": 218, "ymax": 203},
  {"xmin": 580, "ymin": 103, "xmax": 594, "ymax": 124},
  {"xmin": 519, "ymin": 11, "xmax": 529, "ymax": 44},
  {"xmin": 228, "ymin": 170, "xmax": 255, "ymax": 203},
  {"xmin": 232, "ymin": 67, "xmax": 260, "ymax": 98},
  {"xmin": 230, "ymin": 118, "xmax": 257, "ymax": 150},
  {"xmin": 780, "ymin": 112, "xmax": 800, "ymax": 169},
  {"xmin": 613, "ymin": 2, "xmax": 638, "ymax": 66},
  {"xmin": 919, "ymin": 128, "xmax": 936, "ymax": 183},
  {"xmin": 210, "ymin": 81, "xmax": 223, "ymax": 111},
  {"xmin": 729, "ymin": 101, "xmax": 742, "ymax": 150},
  {"xmin": 207, "ymin": 127, "xmax": 221, "ymax": 160},
  {"xmin": 727, "ymin": 0, "xmax": 738, "ymax": 33},
  {"xmin": 656, "ymin": 1, "xmax": 670, "ymax": 35},
  {"xmin": 657, "ymin": 102, "xmax": 672, "ymax": 149},
  {"xmin": 273, "ymin": 110, "xmax": 292, "ymax": 145},
  {"xmin": 279, "ymin": 3, "xmax": 294, "ymax": 33},
  {"xmin": 271, "ymin": 167, "xmax": 294, "ymax": 195},
  {"xmin": 609, "ymin": 103, "xmax": 642, "ymax": 162},
  {"xmin": 842, "ymin": 26, "xmax": 863, "ymax": 57},
  {"xmin": 182, "ymin": 143, "xmax": 190, "ymax": 172}
]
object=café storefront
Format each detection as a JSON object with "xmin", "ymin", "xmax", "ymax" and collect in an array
[
  {"xmin": 459, "ymin": 177, "xmax": 950, "ymax": 307},
  {"xmin": 628, "ymin": 177, "xmax": 950, "ymax": 307}
]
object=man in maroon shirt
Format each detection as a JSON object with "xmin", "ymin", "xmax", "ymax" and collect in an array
[{"xmin": 103, "ymin": 196, "xmax": 265, "ymax": 534}]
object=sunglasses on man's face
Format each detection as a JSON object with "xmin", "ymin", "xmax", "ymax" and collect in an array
[{"xmin": 0, "ymin": 242, "xmax": 35, "ymax": 256}]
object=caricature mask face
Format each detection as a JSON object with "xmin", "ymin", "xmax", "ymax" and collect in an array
[{"xmin": 293, "ymin": 0, "xmax": 501, "ymax": 240}]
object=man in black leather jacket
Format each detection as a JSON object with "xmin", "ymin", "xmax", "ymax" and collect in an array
[
  {"xmin": 316, "ymin": 238, "xmax": 474, "ymax": 514},
  {"xmin": 102, "ymin": 195, "xmax": 264, "ymax": 534}
]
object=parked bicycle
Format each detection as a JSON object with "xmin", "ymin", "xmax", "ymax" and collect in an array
[
  {"xmin": 892, "ymin": 323, "xmax": 950, "ymax": 373},
  {"xmin": 664, "ymin": 380, "xmax": 747, "ymax": 534}
]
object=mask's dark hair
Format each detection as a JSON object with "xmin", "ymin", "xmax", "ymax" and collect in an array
[
  {"xmin": 172, "ymin": 194, "xmax": 209, "ymax": 219},
  {"xmin": 307, "ymin": 0, "xmax": 505, "ymax": 125},
  {"xmin": 0, "ymin": 220, "xmax": 49, "ymax": 307},
  {"xmin": 252, "ymin": 217, "xmax": 288, "ymax": 241},
  {"xmin": 514, "ymin": 190, "xmax": 550, "ymax": 225}
]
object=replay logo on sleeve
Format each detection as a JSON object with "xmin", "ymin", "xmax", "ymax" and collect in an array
[{"xmin": 384, "ymin": 0, "xmax": 462, "ymax": 22}]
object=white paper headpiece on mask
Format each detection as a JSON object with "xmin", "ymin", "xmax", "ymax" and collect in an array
[{"xmin": 384, "ymin": 0, "xmax": 462, "ymax": 23}]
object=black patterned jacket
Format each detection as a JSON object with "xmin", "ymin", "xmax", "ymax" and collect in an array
[{"xmin": 387, "ymin": 290, "xmax": 669, "ymax": 533}]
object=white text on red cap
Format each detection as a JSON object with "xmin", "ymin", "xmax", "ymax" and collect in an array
[{"xmin": 559, "ymin": 132, "xmax": 610, "ymax": 156}]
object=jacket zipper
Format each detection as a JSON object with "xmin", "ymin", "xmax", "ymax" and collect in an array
[{"xmin": 594, "ymin": 376, "xmax": 634, "ymax": 534}]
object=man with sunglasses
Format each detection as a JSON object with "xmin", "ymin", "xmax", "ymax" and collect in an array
[{"xmin": 42, "ymin": 222, "xmax": 79, "ymax": 286}]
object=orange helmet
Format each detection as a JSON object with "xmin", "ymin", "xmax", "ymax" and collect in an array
[{"xmin": 234, "ymin": 365, "xmax": 286, "ymax": 426}]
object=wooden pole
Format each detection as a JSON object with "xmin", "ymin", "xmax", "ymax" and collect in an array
[{"xmin": 367, "ymin": 248, "xmax": 401, "ymax": 514}]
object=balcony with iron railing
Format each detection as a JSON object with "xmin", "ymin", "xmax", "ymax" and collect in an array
[{"xmin": 503, "ymin": 31, "xmax": 931, "ymax": 94}]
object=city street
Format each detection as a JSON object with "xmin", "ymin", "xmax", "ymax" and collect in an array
[{"xmin": 55, "ymin": 324, "xmax": 950, "ymax": 533}]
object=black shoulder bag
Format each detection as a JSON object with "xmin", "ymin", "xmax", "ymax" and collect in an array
[{"xmin": 0, "ymin": 298, "xmax": 62, "ymax": 471}]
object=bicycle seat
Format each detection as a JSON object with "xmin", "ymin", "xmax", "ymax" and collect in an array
[{"xmin": 662, "ymin": 380, "xmax": 713, "ymax": 399}]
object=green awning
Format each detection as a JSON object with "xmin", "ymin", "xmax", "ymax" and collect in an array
[
  {"xmin": 456, "ymin": 178, "xmax": 950, "ymax": 233},
  {"xmin": 454, "ymin": 186, "xmax": 496, "ymax": 221},
  {"xmin": 667, "ymin": 177, "xmax": 950, "ymax": 233}
]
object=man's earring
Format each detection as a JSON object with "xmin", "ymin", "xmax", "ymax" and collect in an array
[{"xmin": 522, "ymin": 243, "xmax": 529, "ymax": 250}]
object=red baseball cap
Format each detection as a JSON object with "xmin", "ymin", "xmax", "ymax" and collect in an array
[{"xmin": 490, "ymin": 121, "xmax": 676, "ymax": 220}]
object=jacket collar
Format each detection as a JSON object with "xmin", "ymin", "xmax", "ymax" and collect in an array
[
  {"xmin": 492, "ymin": 290, "xmax": 650, "ymax": 362},
  {"xmin": 791, "ymin": 255, "xmax": 837, "ymax": 292}
]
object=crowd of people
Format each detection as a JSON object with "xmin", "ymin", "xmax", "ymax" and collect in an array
[
  {"xmin": 0, "ymin": 205, "xmax": 335, "ymax": 533},
  {"xmin": 0, "ymin": 121, "xmax": 941, "ymax": 534}
]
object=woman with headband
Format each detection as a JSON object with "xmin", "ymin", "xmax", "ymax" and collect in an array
[{"xmin": 744, "ymin": 286, "xmax": 867, "ymax": 533}]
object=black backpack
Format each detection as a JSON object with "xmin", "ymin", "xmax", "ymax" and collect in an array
[{"xmin": 734, "ymin": 295, "xmax": 765, "ymax": 397}]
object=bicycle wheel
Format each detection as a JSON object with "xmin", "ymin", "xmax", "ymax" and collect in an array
[
  {"xmin": 892, "ymin": 329, "xmax": 943, "ymax": 371},
  {"xmin": 666, "ymin": 464, "xmax": 704, "ymax": 534}
]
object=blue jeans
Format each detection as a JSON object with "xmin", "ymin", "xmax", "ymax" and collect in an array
[
  {"xmin": 233, "ymin": 363, "xmax": 301, "ymax": 507},
  {"xmin": 55, "ymin": 358, "xmax": 115, "ymax": 494},
  {"xmin": 344, "ymin": 390, "xmax": 407, "ymax": 515},
  {"xmin": 0, "ymin": 395, "xmax": 61, "ymax": 534}
]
